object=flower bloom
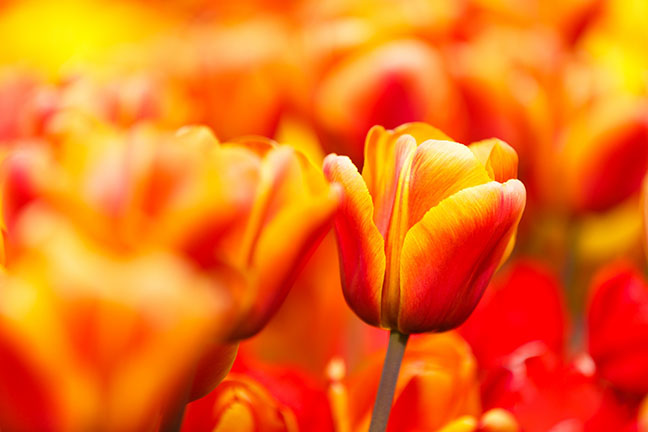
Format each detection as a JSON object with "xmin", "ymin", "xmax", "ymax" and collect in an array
[
  {"xmin": 1, "ymin": 119, "xmax": 338, "ymax": 402},
  {"xmin": 313, "ymin": 40, "xmax": 464, "ymax": 164},
  {"xmin": 182, "ymin": 358, "xmax": 334, "ymax": 432},
  {"xmin": 332, "ymin": 332, "xmax": 519, "ymax": 431},
  {"xmin": 587, "ymin": 261, "xmax": 648, "ymax": 394},
  {"xmin": 2, "ymin": 120, "xmax": 338, "ymax": 342},
  {"xmin": 323, "ymin": 123, "xmax": 526, "ymax": 333},
  {"xmin": 0, "ymin": 209, "xmax": 226, "ymax": 432},
  {"xmin": 459, "ymin": 260, "xmax": 567, "ymax": 370},
  {"xmin": 482, "ymin": 345, "xmax": 637, "ymax": 432},
  {"xmin": 181, "ymin": 375, "xmax": 299, "ymax": 432},
  {"xmin": 559, "ymin": 98, "xmax": 648, "ymax": 213}
]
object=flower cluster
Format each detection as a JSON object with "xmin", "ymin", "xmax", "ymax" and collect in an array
[{"xmin": 0, "ymin": 0, "xmax": 647, "ymax": 430}]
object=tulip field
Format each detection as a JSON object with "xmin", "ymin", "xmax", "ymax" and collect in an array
[{"xmin": 1, "ymin": 0, "xmax": 648, "ymax": 431}]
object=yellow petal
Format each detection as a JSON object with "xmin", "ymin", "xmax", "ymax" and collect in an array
[{"xmin": 408, "ymin": 140, "xmax": 491, "ymax": 227}]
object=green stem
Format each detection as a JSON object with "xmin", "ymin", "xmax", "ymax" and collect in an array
[{"xmin": 368, "ymin": 330, "xmax": 409, "ymax": 432}]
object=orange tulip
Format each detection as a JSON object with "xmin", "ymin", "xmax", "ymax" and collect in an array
[
  {"xmin": 2, "ymin": 119, "xmax": 339, "ymax": 341},
  {"xmin": 559, "ymin": 98, "xmax": 648, "ymax": 213},
  {"xmin": 313, "ymin": 40, "xmax": 465, "ymax": 164},
  {"xmin": 182, "ymin": 375, "xmax": 299, "ymax": 432},
  {"xmin": 0, "ymin": 208, "xmax": 227, "ymax": 432},
  {"xmin": 330, "ymin": 332, "xmax": 519, "ymax": 431},
  {"xmin": 1, "ymin": 119, "xmax": 339, "ymax": 402},
  {"xmin": 182, "ymin": 356, "xmax": 335, "ymax": 432},
  {"xmin": 347, "ymin": 333, "xmax": 481, "ymax": 431},
  {"xmin": 323, "ymin": 123, "xmax": 526, "ymax": 333}
]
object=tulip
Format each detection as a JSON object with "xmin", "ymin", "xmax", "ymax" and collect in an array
[
  {"xmin": 559, "ymin": 98, "xmax": 648, "ymax": 213},
  {"xmin": 0, "ymin": 208, "xmax": 227, "ymax": 432},
  {"xmin": 313, "ymin": 40, "xmax": 465, "ymax": 164},
  {"xmin": 181, "ymin": 375, "xmax": 299, "ymax": 432},
  {"xmin": 2, "ymin": 120, "xmax": 339, "ymax": 342},
  {"xmin": 347, "ymin": 333, "xmax": 481, "ymax": 431},
  {"xmin": 587, "ymin": 261, "xmax": 648, "ymax": 394},
  {"xmin": 330, "ymin": 332, "xmax": 519, "ymax": 432},
  {"xmin": 459, "ymin": 260, "xmax": 568, "ymax": 370},
  {"xmin": 482, "ymin": 345, "xmax": 638, "ymax": 432},
  {"xmin": 2, "ymin": 120, "xmax": 339, "ymax": 404},
  {"xmin": 323, "ymin": 122, "xmax": 526, "ymax": 334},
  {"xmin": 182, "ymin": 357, "xmax": 334, "ymax": 432}
]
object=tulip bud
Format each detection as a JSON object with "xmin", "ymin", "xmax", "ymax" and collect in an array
[
  {"xmin": 324, "ymin": 123, "xmax": 526, "ymax": 333},
  {"xmin": 587, "ymin": 261, "xmax": 648, "ymax": 394},
  {"xmin": 182, "ymin": 376, "xmax": 299, "ymax": 432}
]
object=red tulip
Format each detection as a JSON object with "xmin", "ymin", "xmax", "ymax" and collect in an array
[
  {"xmin": 587, "ymin": 261, "xmax": 648, "ymax": 394},
  {"xmin": 459, "ymin": 260, "xmax": 568, "ymax": 370}
]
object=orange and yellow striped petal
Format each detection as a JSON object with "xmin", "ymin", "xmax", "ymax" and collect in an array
[
  {"xmin": 398, "ymin": 180, "xmax": 526, "ymax": 333},
  {"xmin": 240, "ymin": 187, "xmax": 339, "ymax": 339},
  {"xmin": 362, "ymin": 123, "xmax": 451, "ymax": 235},
  {"xmin": 408, "ymin": 140, "xmax": 491, "ymax": 227},
  {"xmin": 323, "ymin": 154, "xmax": 385, "ymax": 327}
]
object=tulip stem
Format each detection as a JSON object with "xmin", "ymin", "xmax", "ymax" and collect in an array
[{"xmin": 368, "ymin": 330, "xmax": 409, "ymax": 432}]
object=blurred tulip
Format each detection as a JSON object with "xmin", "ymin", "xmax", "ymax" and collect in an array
[
  {"xmin": 324, "ymin": 122, "xmax": 526, "ymax": 333},
  {"xmin": 347, "ymin": 332, "xmax": 482, "ymax": 431},
  {"xmin": 183, "ymin": 354, "xmax": 334, "ymax": 432},
  {"xmin": 466, "ymin": 0, "xmax": 604, "ymax": 44},
  {"xmin": 2, "ymin": 121, "xmax": 339, "ymax": 341},
  {"xmin": 587, "ymin": 261, "xmax": 648, "ymax": 394},
  {"xmin": 181, "ymin": 375, "xmax": 300, "ymax": 432},
  {"xmin": 459, "ymin": 260, "xmax": 567, "ymax": 370},
  {"xmin": 2, "ymin": 121, "xmax": 339, "ymax": 403},
  {"xmin": 644, "ymin": 176, "xmax": 648, "ymax": 256},
  {"xmin": 155, "ymin": 18, "xmax": 290, "ymax": 141},
  {"xmin": 313, "ymin": 40, "xmax": 465, "ymax": 163},
  {"xmin": 483, "ymin": 344, "xmax": 637, "ymax": 432},
  {"xmin": 559, "ymin": 98, "xmax": 648, "ymax": 213},
  {"xmin": 0, "ymin": 208, "xmax": 227, "ymax": 432},
  {"xmin": 239, "ymin": 231, "xmax": 385, "ymax": 377},
  {"xmin": 189, "ymin": 342, "xmax": 239, "ymax": 402}
]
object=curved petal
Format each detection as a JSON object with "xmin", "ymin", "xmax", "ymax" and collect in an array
[
  {"xmin": 234, "ymin": 186, "xmax": 339, "ymax": 340},
  {"xmin": 392, "ymin": 122, "xmax": 452, "ymax": 143},
  {"xmin": 468, "ymin": 138, "xmax": 518, "ymax": 182},
  {"xmin": 362, "ymin": 123, "xmax": 450, "ymax": 234},
  {"xmin": 324, "ymin": 154, "xmax": 385, "ymax": 327},
  {"xmin": 408, "ymin": 140, "xmax": 491, "ymax": 227},
  {"xmin": 189, "ymin": 342, "xmax": 239, "ymax": 401},
  {"xmin": 398, "ymin": 180, "xmax": 526, "ymax": 334}
]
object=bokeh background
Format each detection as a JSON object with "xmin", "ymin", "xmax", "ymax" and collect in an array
[{"xmin": 1, "ymin": 0, "xmax": 648, "ymax": 430}]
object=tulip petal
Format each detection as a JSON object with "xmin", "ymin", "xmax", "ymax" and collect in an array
[
  {"xmin": 362, "ymin": 126, "xmax": 417, "ymax": 236},
  {"xmin": 399, "ymin": 180, "xmax": 526, "ymax": 333},
  {"xmin": 363, "ymin": 124, "xmax": 451, "ymax": 233},
  {"xmin": 408, "ymin": 140, "xmax": 491, "ymax": 227},
  {"xmin": 468, "ymin": 138, "xmax": 518, "ymax": 182},
  {"xmin": 391, "ymin": 122, "xmax": 452, "ymax": 143},
  {"xmin": 324, "ymin": 155, "xmax": 385, "ymax": 327},
  {"xmin": 237, "ymin": 187, "xmax": 339, "ymax": 339}
]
